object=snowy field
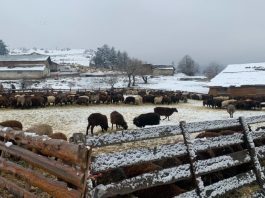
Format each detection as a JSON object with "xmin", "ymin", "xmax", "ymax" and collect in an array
[
  {"xmin": 0, "ymin": 100, "xmax": 264, "ymax": 140},
  {"xmin": 0, "ymin": 73, "xmax": 209, "ymax": 94}
]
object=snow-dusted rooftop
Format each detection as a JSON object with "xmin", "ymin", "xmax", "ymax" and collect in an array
[{"xmin": 209, "ymin": 62, "xmax": 265, "ymax": 87}]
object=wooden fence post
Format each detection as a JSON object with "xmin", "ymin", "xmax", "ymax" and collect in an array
[
  {"xmin": 180, "ymin": 121, "xmax": 205, "ymax": 198},
  {"xmin": 239, "ymin": 116, "xmax": 265, "ymax": 192}
]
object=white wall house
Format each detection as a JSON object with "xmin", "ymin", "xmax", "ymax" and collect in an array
[
  {"xmin": 0, "ymin": 54, "xmax": 54, "ymax": 79},
  {"xmin": 0, "ymin": 64, "xmax": 50, "ymax": 80}
]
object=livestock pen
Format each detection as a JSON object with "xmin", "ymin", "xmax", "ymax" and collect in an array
[
  {"xmin": 81, "ymin": 115, "xmax": 265, "ymax": 197},
  {"xmin": 1, "ymin": 115, "xmax": 265, "ymax": 197}
]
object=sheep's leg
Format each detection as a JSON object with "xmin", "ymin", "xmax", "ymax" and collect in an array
[
  {"xmin": 91, "ymin": 125, "xmax": 95, "ymax": 136},
  {"xmin": 163, "ymin": 117, "xmax": 167, "ymax": 120},
  {"xmin": 168, "ymin": 116, "xmax": 170, "ymax": 121},
  {"xmin": 86, "ymin": 124, "xmax": 90, "ymax": 136},
  {"xmin": 112, "ymin": 123, "xmax": 114, "ymax": 130}
]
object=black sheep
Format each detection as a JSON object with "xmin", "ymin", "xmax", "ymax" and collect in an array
[
  {"xmin": 133, "ymin": 113, "xmax": 160, "ymax": 128},
  {"xmin": 110, "ymin": 111, "xmax": 128, "ymax": 130},
  {"xmin": 124, "ymin": 96, "xmax": 135, "ymax": 104},
  {"xmin": 86, "ymin": 113, "xmax": 109, "ymax": 136},
  {"xmin": 154, "ymin": 107, "xmax": 178, "ymax": 121}
]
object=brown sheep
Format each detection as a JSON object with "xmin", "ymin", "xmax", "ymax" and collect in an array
[
  {"xmin": 0, "ymin": 120, "xmax": 23, "ymax": 130},
  {"xmin": 49, "ymin": 132, "xmax": 67, "ymax": 141},
  {"xmin": 110, "ymin": 111, "xmax": 128, "ymax": 130},
  {"xmin": 25, "ymin": 124, "xmax": 53, "ymax": 136},
  {"xmin": 86, "ymin": 113, "xmax": 109, "ymax": 136},
  {"xmin": 154, "ymin": 107, "xmax": 178, "ymax": 121}
]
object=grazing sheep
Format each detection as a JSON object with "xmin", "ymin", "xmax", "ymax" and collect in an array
[
  {"xmin": 0, "ymin": 120, "xmax": 23, "ymax": 130},
  {"xmin": 221, "ymin": 99, "xmax": 237, "ymax": 108},
  {"xmin": 49, "ymin": 132, "xmax": 67, "ymax": 141},
  {"xmin": 16, "ymin": 95, "xmax": 25, "ymax": 108},
  {"xmin": 133, "ymin": 113, "xmax": 160, "ymax": 128},
  {"xmin": 76, "ymin": 96, "xmax": 89, "ymax": 105},
  {"xmin": 162, "ymin": 95, "xmax": 172, "ymax": 105},
  {"xmin": 47, "ymin": 96, "xmax": 56, "ymax": 106},
  {"xmin": 110, "ymin": 111, "xmax": 128, "ymax": 130},
  {"xmin": 143, "ymin": 95, "xmax": 155, "ymax": 103},
  {"xmin": 124, "ymin": 96, "xmax": 135, "ymax": 104},
  {"xmin": 154, "ymin": 107, "xmax": 178, "ymax": 121},
  {"xmin": 86, "ymin": 113, "xmax": 109, "ymax": 136},
  {"xmin": 134, "ymin": 95, "xmax": 143, "ymax": 105},
  {"xmin": 227, "ymin": 104, "xmax": 236, "ymax": 118},
  {"xmin": 154, "ymin": 96, "xmax": 163, "ymax": 104},
  {"xmin": 25, "ymin": 124, "xmax": 53, "ymax": 136}
]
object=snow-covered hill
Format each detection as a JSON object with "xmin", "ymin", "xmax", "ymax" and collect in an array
[{"xmin": 9, "ymin": 48, "xmax": 95, "ymax": 66}]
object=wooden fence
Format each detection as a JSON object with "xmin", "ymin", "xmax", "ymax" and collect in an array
[
  {"xmin": 0, "ymin": 127, "xmax": 91, "ymax": 198},
  {"xmin": 83, "ymin": 115, "xmax": 265, "ymax": 198}
]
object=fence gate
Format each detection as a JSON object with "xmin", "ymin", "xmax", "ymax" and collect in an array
[{"xmin": 82, "ymin": 115, "xmax": 265, "ymax": 198}]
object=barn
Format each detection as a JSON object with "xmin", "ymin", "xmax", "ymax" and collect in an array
[
  {"xmin": 208, "ymin": 62, "xmax": 265, "ymax": 97},
  {"xmin": 0, "ymin": 54, "xmax": 57, "ymax": 79},
  {"xmin": 152, "ymin": 65, "xmax": 175, "ymax": 76}
]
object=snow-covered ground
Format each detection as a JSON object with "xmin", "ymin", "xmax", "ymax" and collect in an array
[
  {"xmin": 0, "ymin": 73, "xmax": 209, "ymax": 93},
  {"xmin": 9, "ymin": 48, "xmax": 94, "ymax": 66},
  {"xmin": 0, "ymin": 100, "xmax": 264, "ymax": 139}
]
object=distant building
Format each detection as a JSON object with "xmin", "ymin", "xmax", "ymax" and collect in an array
[
  {"xmin": 0, "ymin": 54, "xmax": 58, "ymax": 79},
  {"xmin": 152, "ymin": 65, "xmax": 175, "ymax": 76},
  {"xmin": 208, "ymin": 62, "xmax": 265, "ymax": 97}
]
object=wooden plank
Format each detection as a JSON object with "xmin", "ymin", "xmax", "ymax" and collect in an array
[
  {"xmin": 185, "ymin": 115, "xmax": 265, "ymax": 133},
  {"xmin": 0, "ymin": 141, "xmax": 84, "ymax": 188},
  {"xmin": 0, "ymin": 176, "xmax": 37, "ymax": 198},
  {"xmin": 196, "ymin": 149, "xmax": 250, "ymax": 175},
  {"xmin": 91, "ymin": 164, "xmax": 191, "ymax": 198},
  {"xmin": 86, "ymin": 125, "xmax": 182, "ymax": 147},
  {"xmin": 176, "ymin": 170, "xmax": 257, "ymax": 198},
  {"xmin": 180, "ymin": 121, "xmax": 205, "ymax": 197},
  {"xmin": 0, "ymin": 158, "xmax": 81, "ymax": 198},
  {"xmin": 86, "ymin": 115, "xmax": 265, "ymax": 147},
  {"xmin": 239, "ymin": 116, "xmax": 265, "ymax": 188},
  {"xmin": 92, "ymin": 142, "xmax": 187, "ymax": 173},
  {"xmin": 92, "ymin": 131, "xmax": 265, "ymax": 173},
  {"xmin": 0, "ymin": 129, "xmax": 89, "ymax": 169}
]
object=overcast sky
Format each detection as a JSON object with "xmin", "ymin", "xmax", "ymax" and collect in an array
[{"xmin": 1, "ymin": 0, "xmax": 265, "ymax": 66}]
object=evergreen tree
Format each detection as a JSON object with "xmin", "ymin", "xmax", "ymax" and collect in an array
[{"xmin": 0, "ymin": 40, "xmax": 8, "ymax": 55}]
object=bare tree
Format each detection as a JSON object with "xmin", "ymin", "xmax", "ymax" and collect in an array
[
  {"xmin": 126, "ymin": 58, "xmax": 141, "ymax": 87},
  {"xmin": 102, "ymin": 75, "xmax": 119, "ymax": 89},
  {"xmin": 177, "ymin": 55, "xmax": 199, "ymax": 76},
  {"xmin": 203, "ymin": 62, "xmax": 224, "ymax": 79},
  {"xmin": 134, "ymin": 63, "xmax": 153, "ymax": 84}
]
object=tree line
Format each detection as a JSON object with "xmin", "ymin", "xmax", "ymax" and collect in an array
[
  {"xmin": 0, "ymin": 40, "xmax": 9, "ymax": 55},
  {"xmin": 90, "ymin": 44, "xmax": 153, "ymax": 87},
  {"xmin": 91, "ymin": 44, "xmax": 224, "ymax": 83}
]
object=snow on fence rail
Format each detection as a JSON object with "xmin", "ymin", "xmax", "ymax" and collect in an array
[
  {"xmin": 85, "ymin": 115, "xmax": 265, "ymax": 198},
  {"xmin": 86, "ymin": 115, "xmax": 265, "ymax": 147},
  {"xmin": 0, "ymin": 127, "xmax": 91, "ymax": 198}
]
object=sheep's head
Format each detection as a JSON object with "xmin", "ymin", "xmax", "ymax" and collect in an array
[
  {"xmin": 173, "ymin": 108, "xmax": 178, "ymax": 112},
  {"xmin": 122, "ymin": 122, "xmax": 128, "ymax": 130},
  {"xmin": 133, "ymin": 117, "xmax": 141, "ymax": 127}
]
